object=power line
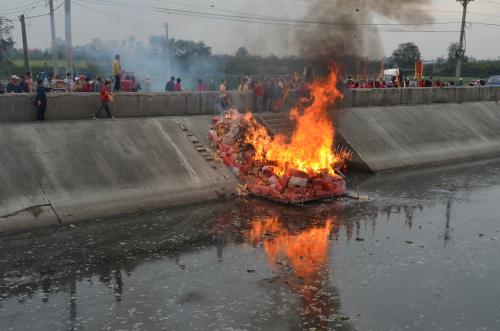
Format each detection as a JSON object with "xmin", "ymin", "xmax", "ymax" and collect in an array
[
  {"xmin": 25, "ymin": 0, "xmax": 45, "ymax": 16},
  {"xmin": 0, "ymin": 1, "xmax": 41, "ymax": 16},
  {"xmin": 72, "ymin": 0, "xmax": 163, "ymax": 27},
  {"xmin": 477, "ymin": 0, "xmax": 500, "ymax": 7},
  {"xmin": 25, "ymin": 0, "xmax": 64, "ymax": 19},
  {"xmin": 78, "ymin": 0, "xmax": 463, "ymax": 28}
]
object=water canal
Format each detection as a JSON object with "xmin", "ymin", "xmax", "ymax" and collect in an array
[{"xmin": 1, "ymin": 158, "xmax": 499, "ymax": 330}]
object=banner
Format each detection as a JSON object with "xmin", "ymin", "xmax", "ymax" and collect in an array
[{"xmin": 415, "ymin": 60, "xmax": 424, "ymax": 80}]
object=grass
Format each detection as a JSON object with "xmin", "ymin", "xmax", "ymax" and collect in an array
[
  {"xmin": 10, "ymin": 59, "xmax": 92, "ymax": 77},
  {"xmin": 12, "ymin": 59, "xmax": 89, "ymax": 68},
  {"xmin": 431, "ymin": 76, "xmax": 478, "ymax": 84}
]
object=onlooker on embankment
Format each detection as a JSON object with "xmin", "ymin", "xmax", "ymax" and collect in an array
[
  {"xmin": 270, "ymin": 78, "xmax": 283, "ymax": 112},
  {"xmin": 113, "ymin": 54, "xmax": 122, "ymax": 92},
  {"xmin": 6, "ymin": 75, "xmax": 22, "ymax": 93},
  {"xmin": 93, "ymin": 80, "xmax": 114, "ymax": 120},
  {"xmin": 220, "ymin": 79, "xmax": 229, "ymax": 111},
  {"xmin": 131, "ymin": 76, "xmax": 141, "ymax": 92},
  {"xmin": 196, "ymin": 79, "xmax": 207, "ymax": 92},
  {"xmin": 35, "ymin": 79, "xmax": 47, "ymax": 122},
  {"xmin": 72, "ymin": 77, "xmax": 83, "ymax": 92},
  {"xmin": 82, "ymin": 77, "xmax": 93, "ymax": 92},
  {"xmin": 64, "ymin": 73, "xmax": 73, "ymax": 92},
  {"xmin": 94, "ymin": 76, "xmax": 103, "ymax": 93},
  {"xmin": 254, "ymin": 80, "xmax": 265, "ymax": 113},
  {"xmin": 165, "ymin": 76, "xmax": 175, "ymax": 91},
  {"xmin": 19, "ymin": 72, "xmax": 31, "ymax": 93},
  {"xmin": 174, "ymin": 78, "xmax": 182, "ymax": 91}
]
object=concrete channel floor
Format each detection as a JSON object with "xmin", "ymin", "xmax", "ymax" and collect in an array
[{"xmin": 1, "ymin": 157, "xmax": 500, "ymax": 330}]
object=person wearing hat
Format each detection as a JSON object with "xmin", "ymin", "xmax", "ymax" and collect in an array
[
  {"xmin": 6, "ymin": 75, "xmax": 23, "ymax": 93},
  {"xmin": 72, "ymin": 77, "xmax": 83, "ymax": 92}
]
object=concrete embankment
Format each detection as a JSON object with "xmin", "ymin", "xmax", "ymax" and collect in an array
[
  {"xmin": 337, "ymin": 101, "xmax": 500, "ymax": 173},
  {"xmin": 3, "ymin": 87, "xmax": 500, "ymax": 232},
  {"xmin": 0, "ymin": 116, "xmax": 236, "ymax": 233}
]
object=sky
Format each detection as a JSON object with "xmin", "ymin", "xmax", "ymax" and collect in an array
[{"xmin": 3, "ymin": 0, "xmax": 500, "ymax": 60}]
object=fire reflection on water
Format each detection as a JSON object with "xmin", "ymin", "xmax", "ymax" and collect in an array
[
  {"xmin": 246, "ymin": 215, "xmax": 352, "ymax": 330},
  {"xmin": 248, "ymin": 217, "xmax": 332, "ymax": 279}
]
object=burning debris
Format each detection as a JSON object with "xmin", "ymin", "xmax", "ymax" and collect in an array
[{"xmin": 208, "ymin": 69, "xmax": 351, "ymax": 204}]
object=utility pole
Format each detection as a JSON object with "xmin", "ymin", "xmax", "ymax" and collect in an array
[
  {"xmin": 19, "ymin": 14, "xmax": 30, "ymax": 73},
  {"xmin": 165, "ymin": 22, "xmax": 170, "ymax": 79},
  {"xmin": 49, "ymin": 0, "xmax": 59, "ymax": 77},
  {"xmin": 65, "ymin": 0, "xmax": 73, "ymax": 77},
  {"xmin": 455, "ymin": 0, "xmax": 473, "ymax": 82}
]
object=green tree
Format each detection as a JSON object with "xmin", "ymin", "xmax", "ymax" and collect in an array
[
  {"xmin": 447, "ymin": 42, "xmax": 469, "ymax": 65},
  {"xmin": 170, "ymin": 39, "xmax": 212, "ymax": 59},
  {"xmin": 235, "ymin": 47, "xmax": 249, "ymax": 57},
  {"xmin": 390, "ymin": 42, "xmax": 421, "ymax": 69},
  {"xmin": 0, "ymin": 17, "xmax": 14, "ymax": 76}
]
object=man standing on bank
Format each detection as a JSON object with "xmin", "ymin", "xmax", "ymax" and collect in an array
[
  {"xmin": 93, "ymin": 80, "xmax": 114, "ymax": 120},
  {"xmin": 113, "ymin": 54, "xmax": 122, "ymax": 92},
  {"xmin": 35, "ymin": 79, "xmax": 47, "ymax": 122}
]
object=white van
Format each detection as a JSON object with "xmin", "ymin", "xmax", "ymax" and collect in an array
[{"xmin": 383, "ymin": 69, "xmax": 400, "ymax": 87}]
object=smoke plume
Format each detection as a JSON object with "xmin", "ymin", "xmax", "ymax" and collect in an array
[{"xmin": 295, "ymin": 0, "xmax": 434, "ymax": 60}]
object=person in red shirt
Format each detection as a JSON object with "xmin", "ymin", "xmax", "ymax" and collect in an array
[
  {"xmin": 120, "ymin": 75, "xmax": 134, "ymax": 92},
  {"xmin": 93, "ymin": 80, "xmax": 114, "ymax": 119},
  {"xmin": 254, "ymin": 80, "xmax": 265, "ymax": 112},
  {"xmin": 196, "ymin": 79, "xmax": 207, "ymax": 91},
  {"xmin": 82, "ymin": 77, "xmax": 93, "ymax": 92},
  {"xmin": 174, "ymin": 78, "xmax": 182, "ymax": 91}
]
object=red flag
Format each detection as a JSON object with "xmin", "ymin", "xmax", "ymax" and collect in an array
[{"xmin": 415, "ymin": 60, "xmax": 424, "ymax": 80}]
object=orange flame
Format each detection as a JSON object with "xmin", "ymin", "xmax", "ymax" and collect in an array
[{"xmin": 246, "ymin": 69, "xmax": 343, "ymax": 177}]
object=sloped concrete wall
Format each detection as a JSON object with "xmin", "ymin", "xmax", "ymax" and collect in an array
[
  {"xmin": 337, "ymin": 101, "xmax": 500, "ymax": 173},
  {"xmin": 0, "ymin": 116, "xmax": 236, "ymax": 233}
]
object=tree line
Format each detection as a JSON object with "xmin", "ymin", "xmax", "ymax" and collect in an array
[{"xmin": 1, "ymin": 16, "xmax": 500, "ymax": 80}]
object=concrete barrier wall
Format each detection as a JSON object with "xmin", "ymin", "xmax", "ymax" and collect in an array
[
  {"xmin": 0, "ymin": 91, "xmax": 256, "ymax": 122},
  {"xmin": 339, "ymin": 87, "xmax": 500, "ymax": 108},
  {"xmin": 3, "ymin": 87, "xmax": 500, "ymax": 122},
  {"xmin": 0, "ymin": 116, "xmax": 236, "ymax": 233},
  {"xmin": 337, "ymin": 101, "xmax": 500, "ymax": 173}
]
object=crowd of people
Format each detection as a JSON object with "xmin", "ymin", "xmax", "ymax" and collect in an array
[
  {"xmin": 3, "ymin": 54, "xmax": 495, "ymax": 122},
  {"xmin": 0, "ymin": 72, "xmax": 142, "ymax": 95},
  {"xmin": 232, "ymin": 74, "xmax": 303, "ymax": 113},
  {"xmin": 345, "ymin": 76, "xmax": 488, "ymax": 89}
]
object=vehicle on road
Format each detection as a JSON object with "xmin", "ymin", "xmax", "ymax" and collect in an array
[
  {"xmin": 486, "ymin": 76, "xmax": 500, "ymax": 86},
  {"xmin": 383, "ymin": 68, "xmax": 414, "ymax": 87}
]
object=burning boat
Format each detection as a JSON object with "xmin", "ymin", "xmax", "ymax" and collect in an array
[{"xmin": 208, "ymin": 69, "xmax": 350, "ymax": 204}]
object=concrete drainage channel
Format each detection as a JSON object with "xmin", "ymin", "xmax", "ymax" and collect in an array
[{"xmin": 3, "ymin": 89, "xmax": 500, "ymax": 233}]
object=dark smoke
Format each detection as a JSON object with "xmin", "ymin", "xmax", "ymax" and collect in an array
[{"xmin": 295, "ymin": 0, "xmax": 434, "ymax": 60}]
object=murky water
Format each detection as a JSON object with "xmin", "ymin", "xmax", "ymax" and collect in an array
[{"xmin": 1, "ymin": 159, "xmax": 500, "ymax": 331}]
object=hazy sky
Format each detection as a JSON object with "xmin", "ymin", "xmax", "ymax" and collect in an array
[{"xmin": 4, "ymin": 0, "xmax": 500, "ymax": 60}]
